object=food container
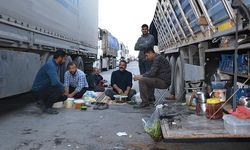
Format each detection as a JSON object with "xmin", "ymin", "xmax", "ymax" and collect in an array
[
  {"xmin": 223, "ymin": 114, "xmax": 250, "ymax": 134},
  {"xmin": 64, "ymin": 98, "xmax": 74, "ymax": 109},
  {"xmin": 80, "ymin": 105, "xmax": 88, "ymax": 111},
  {"xmin": 114, "ymin": 95, "xmax": 128, "ymax": 102},
  {"xmin": 74, "ymin": 100, "xmax": 84, "ymax": 109},
  {"xmin": 206, "ymin": 98, "xmax": 223, "ymax": 119}
]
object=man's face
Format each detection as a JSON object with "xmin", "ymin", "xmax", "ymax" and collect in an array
[
  {"xmin": 95, "ymin": 68, "xmax": 100, "ymax": 74},
  {"xmin": 119, "ymin": 62, "xmax": 126, "ymax": 71},
  {"xmin": 68, "ymin": 64, "xmax": 77, "ymax": 75},
  {"xmin": 57, "ymin": 56, "xmax": 66, "ymax": 65},
  {"xmin": 141, "ymin": 27, "xmax": 149, "ymax": 35},
  {"xmin": 145, "ymin": 52, "xmax": 154, "ymax": 61}
]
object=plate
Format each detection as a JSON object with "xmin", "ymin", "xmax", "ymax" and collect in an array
[{"xmin": 114, "ymin": 95, "xmax": 128, "ymax": 98}]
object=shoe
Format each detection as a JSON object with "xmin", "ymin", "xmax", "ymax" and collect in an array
[
  {"xmin": 133, "ymin": 103, "xmax": 150, "ymax": 109},
  {"xmin": 44, "ymin": 108, "xmax": 59, "ymax": 114}
]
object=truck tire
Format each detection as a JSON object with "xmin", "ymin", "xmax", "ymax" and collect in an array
[
  {"xmin": 169, "ymin": 56, "xmax": 176, "ymax": 95},
  {"xmin": 174, "ymin": 56, "xmax": 185, "ymax": 102},
  {"xmin": 75, "ymin": 56, "xmax": 84, "ymax": 71}
]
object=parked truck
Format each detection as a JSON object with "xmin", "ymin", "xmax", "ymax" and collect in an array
[
  {"xmin": 117, "ymin": 42, "xmax": 129, "ymax": 66},
  {"xmin": 95, "ymin": 28, "xmax": 119, "ymax": 71},
  {"xmin": 153, "ymin": 0, "xmax": 250, "ymax": 102},
  {"xmin": 0, "ymin": 0, "xmax": 98, "ymax": 98}
]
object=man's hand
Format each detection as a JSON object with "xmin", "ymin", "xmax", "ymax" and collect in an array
[
  {"xmin": 124, "ymin": 90, "xmax": 129, "ymax": 96},
  {"xmin": 133, "ymin": 75, "xmax": 142, "ymax": 81},
  {"xmin": 67, "ymin": 93, "xmax": 74, "ymax": 98},
  {"xmin": 117, "ymin": 88, "xmax": 123, "ymax": 94}
]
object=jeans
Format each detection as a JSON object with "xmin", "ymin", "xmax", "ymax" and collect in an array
[
  {"xmin": 138, "ymin": 59, "xmax": 153, "ymax": 74},
  {"xmin": 69, "ymin": 86, "xmax": 87, "ymax": 99},
  {"xmin": 139, "ymin": 77, "xmax": 170, "ymax": 104},
  {"xmin": 32, "ymin": 86, "xmax": 67, "ymax": 108},
  {"xmin": 105, "ymin": 88, "xmax": 137, "ymax": 101}
]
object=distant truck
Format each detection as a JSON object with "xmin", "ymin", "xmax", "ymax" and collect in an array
[
  {"xmin": 0, "ymin": 0, "xmax": 98, "ymax": 98},
  {"xmin": 117, "ymin": 42, "xmax": 129, "ymax": 66},
  {"xmin": 153, "ymin": 0, "xmax": 250, "ymax": 101},
  {"xmin": 95, "ymin": 28, "xmax": 119, "ymax": 70}
]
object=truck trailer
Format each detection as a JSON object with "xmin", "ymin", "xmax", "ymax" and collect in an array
[
  {"xmin": 0, "ymin": 0, "xmax": 98, "ymax": 98},
  {"xmin": 95, "ymin": 28, "xmax": 119, "ymax": 71},
  {"xmin": 153, "ymin": 0, "xmax": 250, "ymax": 102}
]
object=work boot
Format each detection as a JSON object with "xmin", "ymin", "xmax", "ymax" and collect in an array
[
  {"xmin": 44, "ymin": 108, "xmax": 59, "ymax": 114},
  {"xmin": 133, "ymin": 103, "xmax": 150, "ymax": 109}
]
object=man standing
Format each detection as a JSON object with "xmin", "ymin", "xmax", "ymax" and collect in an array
[
  {"xmin": 134, "ymin": 24, "xmax": 155, "ymax": 74},
  {"xmin": 133, "ymin": 49, "xmax": 171, "ymax": 108},
  {"xmin": 64, "ymin": 62, "xmax": 89, "ymax": 99},
  {"xmin": 32, "ymin": 50, "xmax": 67, "ymax": 114},
  {"xmin": 105, "ymin": 60, "xmax": 136, "ymax": 101}
]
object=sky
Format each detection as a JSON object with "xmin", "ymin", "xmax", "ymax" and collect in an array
[{"xmin": 98, "ymin": 0, "xmax": 157, "ymax": 57}]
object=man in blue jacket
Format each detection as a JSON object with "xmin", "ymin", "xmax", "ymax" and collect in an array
[{"xmin": 32, "ymin": 50, "xmax": 67, "ymax": 114}]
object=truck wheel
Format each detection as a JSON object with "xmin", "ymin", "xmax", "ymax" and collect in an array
[
  {"xmin": 75, "ymin": 57, "xmax": 84, "ymax": 71},
  {"xmin": 174, "ymin": 56, "xmax": 185, "ymax": 102},
  {"xmin": 169, "ymin": 56, "xmax": 176, "ymax": 95}
]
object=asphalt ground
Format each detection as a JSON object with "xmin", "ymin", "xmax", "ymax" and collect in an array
[{"xmin": 0, "ymin": 61, "xmax": 250, "ymax": 150}]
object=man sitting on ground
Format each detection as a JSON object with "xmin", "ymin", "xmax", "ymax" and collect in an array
[
  {"xmin": 32, "ymin": 50, "xmax": 67, "ymax": 114},
  {"xmin": 64, "ymin": 62, "xmax": 89, "ymax": 99},
  {"xmin": 93, "ymin": 68, "xmax": 106, "ymax": 92},
  {"xmin": 133, "ymin": 48, "xmax": 171, "ymax": 108},
  {"xmin": 105, "ymin": 60, "xmax": 136, "ymax": 101}
]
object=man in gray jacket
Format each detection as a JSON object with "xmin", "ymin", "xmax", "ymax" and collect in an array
[
  {"xmin": 134, "ymin": 24, "xmax": 155, "ymax": 74},
  {"xmin": 133, "ymin": 48, "xmax": 171, "ymax": 108}
]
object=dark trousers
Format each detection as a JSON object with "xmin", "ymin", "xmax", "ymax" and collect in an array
[
  {"xmin": 32, "ymin": 86, "xmax": 67, "ymax": 108},
  {"xmin": 69, "ymin": 86, "xmax": 87, "ymax": 99},
  {"xmin": 138, "ymin": 59, "xmax": 153, "ymax": 74},
  {"xmin": 105, "ymin": 89, "xmax": 136, "ymax": 101},
  {"xmin": 139, "ymin": 77, "xmax": 170, "ymax": 104}
]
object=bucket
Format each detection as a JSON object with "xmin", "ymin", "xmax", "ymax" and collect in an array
[
  {"xmin": 206, "ymin": 98, "xmax": 223, "ymax": 119},
  {"xmin": 64, "ymin": 98, "xmax": 74, "ymax": 109}
]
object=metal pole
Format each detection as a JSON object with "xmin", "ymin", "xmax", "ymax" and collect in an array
[{"xmin": 233, "ymin": 10, "xmax": 239, "ymax": 112}]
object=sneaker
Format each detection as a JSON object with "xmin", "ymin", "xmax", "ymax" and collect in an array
[
  {"xmin": 44, "ymin": 108, "xmax": 59, "ymax": 114},
  {"xmin": 133, "ymin": 103, "xmax": 150, "ymax": 109}
]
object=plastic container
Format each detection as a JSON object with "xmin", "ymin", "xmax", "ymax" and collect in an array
[
  {"xmin": 206, "ymin": 98, "xmax": 223, "ymax": 119},
  {"xmin": 223, "ymin": 114, "xmax": 250, "ymax": 134}
]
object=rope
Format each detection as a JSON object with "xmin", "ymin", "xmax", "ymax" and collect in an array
[{"xmin": 209, "ymin": 77, "xmax": 250, "ymax": 120}]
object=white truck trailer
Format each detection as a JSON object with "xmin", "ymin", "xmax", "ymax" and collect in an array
[{"xmin": 0, "ymin": 0, "xmax": 98, "ymax": 98}]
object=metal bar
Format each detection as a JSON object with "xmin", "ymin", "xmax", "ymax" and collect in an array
[
  {"xmin": 188, "ymin": 0, "xmax": 205, "ymax": 32},
  {"xmin": 175, "ymin": 0, "xmax": 195, "ymax": 37},
  {"xmin": 196, "ymin": 0, "xmax": 216, "ymax": 32},
  {"xmin": 168, "ymin": 1, "xmax": 187, "ymax": 40},
  {"xmin": 165, "ymin": 6, "xmax": 182, "ymax": 43},
  {"xmin": 153, "ymin": 17, "xmax": 170, "ymax": 47},
  {"xmin": 159, "ymin": 2, "xmax": 182, "ymax": 43},
  {"xmin": 153, "ymin": 17, "xmax": 171, "ymax": 46},
  {"xmin": 233, "ymin": 10, "xmax": 239, "ymax": 112},
  {"xmin": 157, "ymin": 3, "xmax": 177, "ymax": 43},
  {"xmin": 222, "ymin": 0, "xmax": 236, "ymax": 21}
]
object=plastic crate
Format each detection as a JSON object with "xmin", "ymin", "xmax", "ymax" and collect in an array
[{"xmin": 223, "ymin": 114, "xmax": 250, "ymax": 134}]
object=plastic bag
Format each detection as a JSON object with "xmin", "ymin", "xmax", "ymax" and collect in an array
[
  {"xmin": 131, "ymin": 92, "xmax": 142, "ymax": 104},
  {"xmin": 83, "ymin": 91, "xmax": 97, "ymax": 98},
  {"xmin": 142, "ymin": 105, "xmax": 162, "ymax": 141}
]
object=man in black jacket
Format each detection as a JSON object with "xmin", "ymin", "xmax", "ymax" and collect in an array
[
  {"xmin": 133, "ymin": 49, "xmax": 171, "ymax": 108},
  {"xmin": 105, "ymin": 60, "xmax": 136, "ymax": 101}
]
